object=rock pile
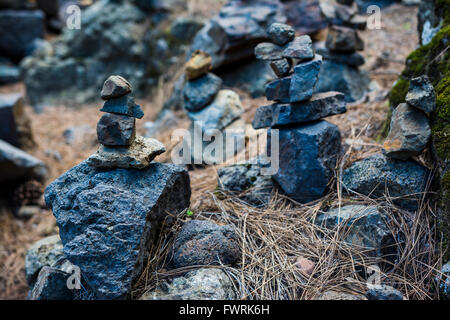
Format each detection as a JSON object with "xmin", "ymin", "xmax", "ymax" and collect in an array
[
  {"xmin": 252, "ymin": 22, "xmax": 346, "ymax": 203},
  {"xmin": 42, "ymin": 75, "xmax": 191, "ymax": 299},
  {"xmin": 315, "ymin": 0, "xmax": 370, "ymax": 102}
]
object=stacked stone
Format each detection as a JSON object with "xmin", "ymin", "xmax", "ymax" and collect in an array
[
  {"xmin": 382, "ymin": 75, "xmax": 434, "ymax": 160},
  {"xmin": 86, "ymin": 75, "xmax": 166, "ymax": 169},
  {"xmin": 252, "ymin": 23, "xmax": 347, "ymax": 203},
  {"xmin": 315, "ymin": 0, "xmax": 369, "ymax": 102}
]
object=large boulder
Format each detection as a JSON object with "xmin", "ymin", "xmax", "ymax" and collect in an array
[
  {"xmin": 0, "ymin": 10, "xmax": 44, "ymax": 62},
  {"xmin": 44, "ymin": 161, "xmax": 191, "ymax": 299},
  {"xmin": 269, "ymin": 120, "xmax": 341, "ymax": 203},
  {"xmin": 140, "ymin": 268, "xmax": 236, "ymax": 300},
  {"xmin": 171, "ymin": 220, "xmax": 240, "ymax": 268},
  {"xmin": 0, "ymin": 93, "xmax": 35, "ymax": 149},
  {"xmin": 342, "ymin": 153, "xmax": 430, "ymax": 210}
]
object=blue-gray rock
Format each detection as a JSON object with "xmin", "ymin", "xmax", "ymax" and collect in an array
[
  {"xmin": 171, "ymin": 16, "xmax": 206, "ymax": 43},
  {"xmin": 269, "ymin": 120, "xmax": 341, "ymax": 202},
  {"xmin": 27, "ymin": 266, "xmax": 74, "ymax": 300},
  {"xmin": 270, "ymin": 58, "xmax": 292, "ymax": 77},
  {"xmin": 289, "ymin": 54, "xmax": 322, "ymax": 102},
  {"xmin": 314, "ymin": 60, "xmax": 369, "ymax": 102},
  {"xmin": 0, "ymin": 139, "xmax": 47, "ymax": 184},
  {"xmin": 342, "ymin": 153, "xmax": 430, "ymax": 210},
  {"xmin": 265, "ymin": 76, "xmax": 292, "ymax": 103},
  {"xmin": 100, "ymin": 95, "xmax": 144, "ymax": 119},
  {"xmin": 405, "ymin": 75, "xmax": 436, "ymax": 113},
  {"xmin": 316, "ymin": 47, "xmax": 365, "ymax": 67},
  {"xmin": 326, "ymin": 25, "xmax": 364, "ymax": 53},
  {"xmin": 315, "ymin": 205, "xmax": 396, "ymax": 259},
  {"xmin": 100, "ymin": 75, "xmax": 132, "ymax": 100},
  {"xmin": 44, "ymin": 161, "xmax": 191, "ymax": 299},
  {"xmin": 253, "ymin": 92, "xmax": 347, "ymax": 129},
  {"xmin": 382, "ymin": 103, "xmax": 430, "ymax": 160},
  {"xmin": 439, "ymin": 261, "xmax": 450, "ymax": 299},
  {"xmin": 171, "ymin": 220, "xmax": 240, "ymax": 268},
  {"xmin": 183, "ymin": 72, "xmax": 222, "ymax": 112},
  {"xmin": 283, "ymin": 0, "xmax": 328, "ymax": 35},
  {"xmin": 0, "ymin": 10, "xmax": 44, "ymax": 62},
  {"xmin": 282, "ymin": 35, "xmax": 314, "ymax": 60},
  {"xmin": 267, "ymin": 22, "xmax": 295, "ymax": 45},
  {"xmin": 97, "ymin": 113, "xmax": 136, "ymax": 147},
  {"xmin": 140, "ymin": 268, "xmax": 236, "ymax": 300},
  {"xmin": 0, "ymin": 93, "xmax": 34, "ymax": 149},
  {"xmin": 318, "ymin": 0, "xmax": 367, "ymax": 29},
  {"xmin": 0, "ymin": 64, "xmax": 21, "ymax": 84},
  {"xmin": 365, "ymin": 284, "xmax": 403, "ymax": 300},
  {"xmin": 254, "ymin": 42, "xmax": 283, "ymax": 61}
]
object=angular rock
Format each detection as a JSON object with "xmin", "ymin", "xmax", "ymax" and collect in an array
[
  {"xmin": 316, "ymin": 47, "xmax": 365, "ymax": 67},
  {"xmin": 253, "ymin": 92, "xmax": 347, "ymax": 129},
  {"xmin": 0, "ymin": 139, "xmax": 47, "ymax": 183},
  {"xmin": 170, "ymin": 16, "xmax": 206, "ymax": 43},
  {"xmin": 140, "ymin": 268, "xmax": 235, "ymax": 300},
  {"xmin": 183, "ymin": 72, "xmax": 222, "ymax": 112},
  {"xmin": 405, "ymin": 76, "xmax": 436, "ymax": 113},
  {"xmin": 45, "ymin": 161, "xmax": 191, "ymax": 299},
  {"xmin": 100, "ymin": 75, "xmax": 132, "ymax": 100},
  {"xmin": 0, "ymin": 93, "xmax": 35, "ymax": 149},
  {"xmin": 267, "ymin": 22, "xmax": 295, "ymax": 45},
  {"xmin": 314, "ymin": 60, "xmax": 370, "ymax": 102},
  {"xmin": 254, "ymin": 42, "xmax": 283, "ymax": 61},
  {"xmin": 383, "ymin": 103, "xmax": 431, "ymax": 160},
  {"xmin": 185, "ymin": 50, "xmax": 212, "ymax": 81},
  {"xmin": 171, "ymin": 220, "xmax": 240, "ymax": 268},
  {"xmin": 0, "ymin": 10, "xmax": 44, "ymax": 62},
  {"xmin": 28, "ymin": 267, "xmax": 74, "ymax": 300},
  {"xmin": 315, "ymin": 205, "xmax": 396, "ymax": 259},
  {"xmin": 342, "ymin": 153, "xmax": 430, "ymax": 210},
  {"xmin": 366, "ymin": 284, "xmax": 403, "ymax": 300},
  {"xmin": 270, "ymin": 58, "xmax": 292, "ymax": 77},
  {"xmin": 0, "ymin": 64, "xmax": 21, "ymax": 84},
  {"xmin": 86, "ymin": 135, "xmax": 165, "ymax": 170},
  {"xmin": 187, "ymin": 89, "xmax": 244, "ymax": 132},
  {"xmin": 97, "ymin": 113, "xmax": 136, "ymax": 147},
  {"xmin": 289, "ymin": 55, "xmax": 323, "ymax": 102},
  {"xmin": 282, "ymin": 35, "xmax": 314, "ymax": 60},
  {"xmin": 269, "ymin": 120, "xmax": 341, "ymax": 202},
  {"xmin": 100, "ymin": 95, "xmax": 144, "ymax": 119},
  {"xmin": 326, "ymin": 25, "xmax": 364, "ymax": 53},
  {"xmin": 265, "ymin": 76, "xmax": 292, "ymax": 103}
]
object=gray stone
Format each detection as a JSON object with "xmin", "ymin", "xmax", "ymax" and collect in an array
[
  {"xmin": 405, "ymin": 76, "xmax": 436, "ymax": 113},
  {"xmin": 316, "ymin": 290, "xmax": 365, "ymax": 300},
  {"xmin": 282, "ymin": 35, "xmax": 314, "ymax": 60},
  {"xmin": 326, "ymin": 25, "xmax": 364, "ymax": 53},
  {"xmin": 269, "ymin": 120, "xmax": 341, "ymax": 202},
  {"xmin": 171, "ymin": 16, "xmax": 206, "ymax": 43},
  {"xmin": 366, "ymin": 284, "xmax": 403, "ymax": 300},
  {"xmin": 0, "ymin": 10, "xmax": 44, "ymax": 62},
  {"xmin": 314, "ymin": 60, "xmax": 370, "ymax": 102},
  {"xmin": 28, "ymin": 266, "xmax": 74, "ymax": 300},
  {"xmin": 0, "ymin": 139, "xmax": 47, "ymax": 184},
  {"xmin": 45, "ymin": 161, "xmax": 191, "ymax": 299},
  {"xmin": 86, "ymin": 136, "xmax": 166, "ymax": 170},
  {"xmin": 316, "ymin": 47, "xmax": 365, "ymax": 67},
  {"xmin": 97, "ymin": 113, "xmax": 136, "ymax": 147},
  {"xmin": 318, "ymin": 0, "xmax": 367, "ymax": 29},
  {"xmin": 254, "ymin": 42, "xmax": 283, "ymax": 61},
  {"xmin": 100, "ymin": 75, "xmax": 132, "ymax": 100},
  {"xmin": 439, "ymin": 261, "xmax": 450, "ymax": 299},
  {"xmin": 289, "ymin": 54, "xmax": 322, "ymax": 102},
  {"xmin": 267, "ymin": 22, "xmax": 295, "ymax": 45},
  {"xmin": 172, "ymin": 220, "xmax": 240, "ymax": 268},
  {"xmin": 315, "ymin": 205, "xmax": 395, "ymax": 259},
  {"xmin": 140, "ymin": 268, "xmax": 235, "ymax": 300},
  {"xmin": 383, "ymin": 103, "xmax": 431, "ymax": 160},
  {"xmin": 270, "ymin": 58, "xmax": 292, "ymax": 77},
  {"xmin": 253, "ymin": 92, "xmax": 347, "ymax": 129},
  {"xmin": 183, "ymin": 72, "xmax": 222, "ymax": 112},
  {"xmin": 0, "ymin": 64, "xmax": 21, "ymax": 84},
  {"xmin": 100, "ymin": 95, "xmax": 144, "ymax": 119},
  {"xmin": 283, "ymin": 0, "xmax": 328, "ymax": 35},
  {"xmin": 0, "ymin": 93, "xmax": 35, "ymax": 149},
  {"xmin": 265, "ymin": 76, "xmax": 292, "ymax": 103},
  {"xmin": 342, "ymin": 153, "xmax": 430, "ymax": 210},
  {"xmin": 187, "ymin": 89, "xmax": 244, "ymax": 132}
]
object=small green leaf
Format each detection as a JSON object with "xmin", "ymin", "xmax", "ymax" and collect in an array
[{"xmin": 186, "ymin": 209, "xmax": 193, "ymax": 217}]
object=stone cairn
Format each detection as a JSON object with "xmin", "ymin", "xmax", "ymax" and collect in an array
[
  {"xmin": 252, "ymin": 22, "xmax": 346, "ymax": 203},
  {"xmin": 315, "ymin": 0, "xmax": 369, "ymax": 102},
  {"xmin": 182, "ymin": 50, "xmax": 245, "ymax": 164},
  {"xmin": 86, "ymin": 75, "xmax": 166, "ymax": 169}
]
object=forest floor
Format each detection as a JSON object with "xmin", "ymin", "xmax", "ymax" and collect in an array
[{"xmin": 1, "ymin": 3, "xmax": 439, "ymax": 300}]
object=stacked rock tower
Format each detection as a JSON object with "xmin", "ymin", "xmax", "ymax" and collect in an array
[
  {"xmin": 86, "ymin": 75, "xmax": 166, "ymax": 169},
  {"xmin": 252, "ymin": 22, "xmax": 347, "ymax": 203}
]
